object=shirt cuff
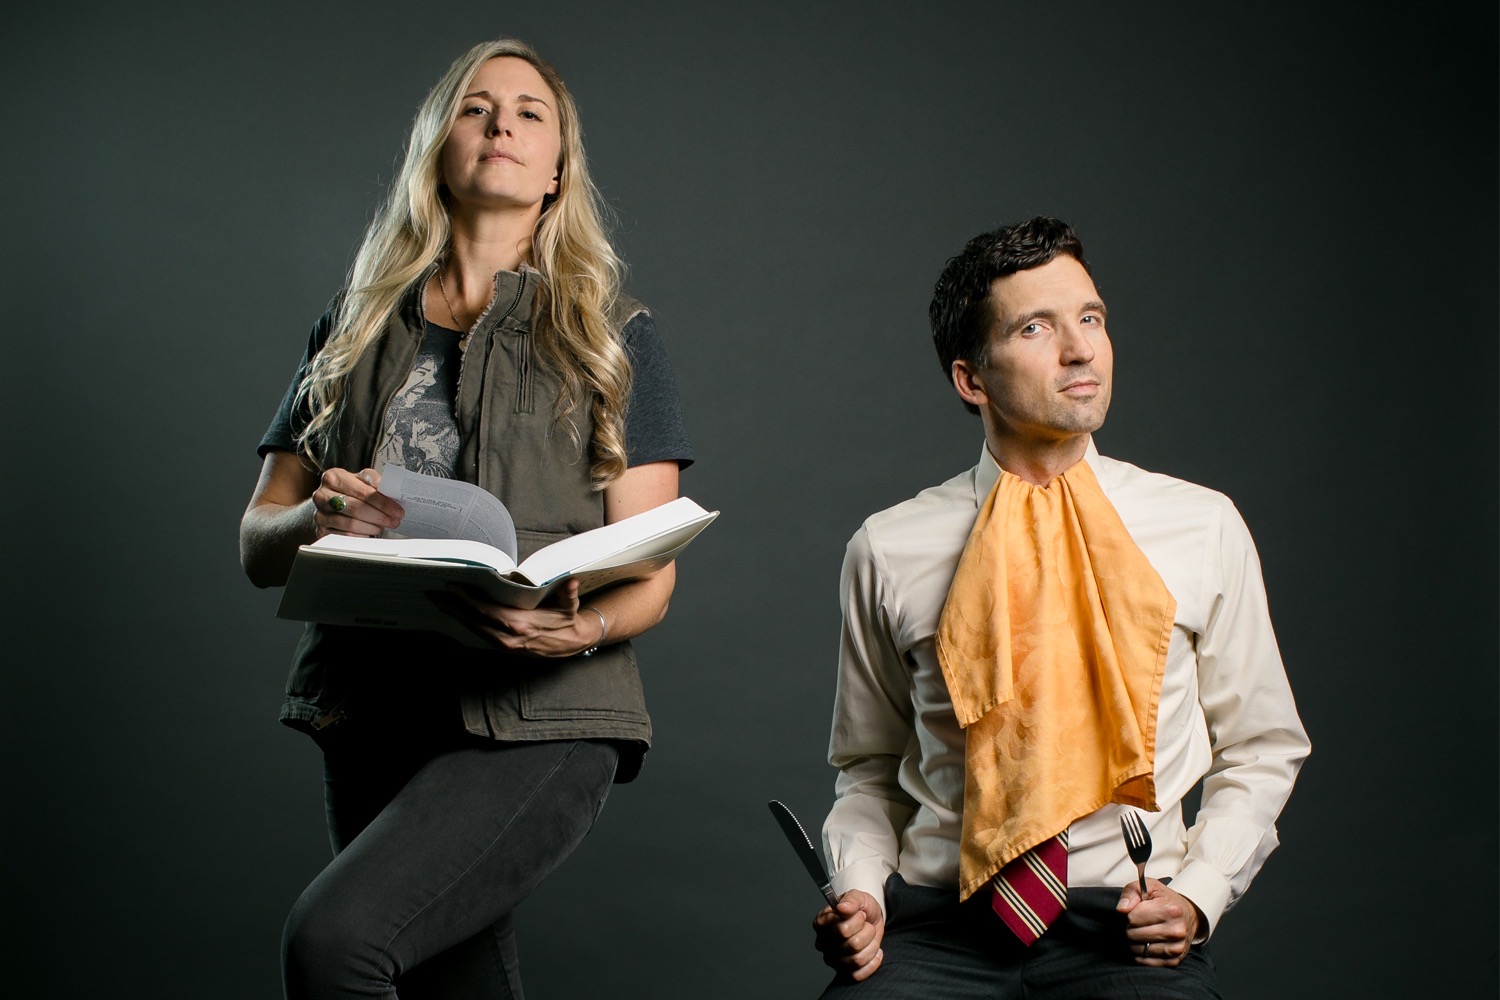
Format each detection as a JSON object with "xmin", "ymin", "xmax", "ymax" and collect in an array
[
  {"xmin": 830, "ymin": 860, "xmax": 894, "ymax": 919},
  {"xmin": 1165, "ymin": 861, "xmax": 1230, "ymax": 941}
]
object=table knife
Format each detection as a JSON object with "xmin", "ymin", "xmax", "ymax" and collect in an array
[{"xmin": 767, "ymin": 799, "xmax": 841, "ymax": 908}]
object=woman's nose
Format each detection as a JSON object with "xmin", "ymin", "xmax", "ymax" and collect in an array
[{"xmin": 487, "ymin": 114, "xmax": 512, "ymax": 138}]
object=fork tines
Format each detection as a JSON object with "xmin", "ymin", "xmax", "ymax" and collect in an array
[{"xmin": 1119, "ymin": 810, "xmax": 1152, "ymax": 895}]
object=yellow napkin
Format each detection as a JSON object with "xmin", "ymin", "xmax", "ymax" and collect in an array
[{"xmin": 935, "ymin": 458, "xmax": 1176, "ymax": 901}]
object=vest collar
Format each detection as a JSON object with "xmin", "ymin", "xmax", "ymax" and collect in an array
[{"xmin": 399, "ymin": 262, "xmax": 543, "ymax": 335}]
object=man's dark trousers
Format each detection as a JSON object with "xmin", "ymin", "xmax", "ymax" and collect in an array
[{"xmin": 819, "ymin": 875, "xmax": 1222, "ymax": 999}]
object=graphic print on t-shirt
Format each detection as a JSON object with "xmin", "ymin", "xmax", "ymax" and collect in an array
[{"xmin": 373, "ymin": 328, "xmax": 463, "ymax": 478}]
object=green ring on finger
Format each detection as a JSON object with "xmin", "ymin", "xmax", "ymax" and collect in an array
[{"xmin": 329, "ymin": 494, "xmax": 347, "ymax": 513}]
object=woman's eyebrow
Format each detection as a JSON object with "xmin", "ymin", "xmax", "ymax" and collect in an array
[{"xmin": 459, "ymin": 90, "xmax": 552, "ymax": 110}]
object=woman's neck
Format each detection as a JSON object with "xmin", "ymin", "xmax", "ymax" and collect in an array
[{"xmin": 446, "ymin": 208, "xmax": 541, "ymax": 295}]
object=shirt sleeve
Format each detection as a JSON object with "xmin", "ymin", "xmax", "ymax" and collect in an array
[
  {"xmin": 822, "ymin": 525, "xmax": 921, "ymax": 917},
  {"xmin": 257, "ymin": 304, "xmax": 339, "ymax": 458},
  {"xmin": 1169, "ymin": 501, "xmax": 1311, "ymax": 935},
  {"xmin": 621, "ymin": 310, "xmax": 693, "ymax": 469}
]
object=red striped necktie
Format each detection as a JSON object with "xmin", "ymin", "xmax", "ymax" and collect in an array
[{"xmin": 990, "ymin": 830, "xmax": 1068, "ymax": 945}]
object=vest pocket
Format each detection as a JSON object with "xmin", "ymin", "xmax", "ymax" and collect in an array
[{"xmin": 519, "ymin": 644, "xmax": 650, "ymax": 723}]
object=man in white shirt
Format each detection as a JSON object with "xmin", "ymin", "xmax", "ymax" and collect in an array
[{"xmin": 812, "ymin": 218, "xmax": 1309, "ymax": 998}]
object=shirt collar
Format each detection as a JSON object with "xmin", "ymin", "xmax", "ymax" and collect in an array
[{"xmin": 973, "ymin": 437, "xmax": 1101, "ymax": 505}]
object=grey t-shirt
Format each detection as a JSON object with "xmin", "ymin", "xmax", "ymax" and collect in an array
[{"xmin": 372, "ymin": 325, "xmax": 464, "ymax": 477}]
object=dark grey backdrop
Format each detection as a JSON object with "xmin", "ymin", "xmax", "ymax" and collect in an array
[{"xmin": 3, "ymin": 2, "xmax": 1495, "ymax": 997}]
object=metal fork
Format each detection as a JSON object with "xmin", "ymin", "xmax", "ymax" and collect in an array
[{"xmin": 1119, "ymin": 810, "xmax": 1151, "ymax": 895}]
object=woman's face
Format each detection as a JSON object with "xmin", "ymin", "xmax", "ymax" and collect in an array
[{"xmin": 439, "ymin": 57, "xmax": 563, "ymax": 219}]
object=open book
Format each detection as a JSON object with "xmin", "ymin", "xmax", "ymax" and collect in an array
[{"xmin": 276, "ymin": 496, "xmax": 718, "ymax": 647}]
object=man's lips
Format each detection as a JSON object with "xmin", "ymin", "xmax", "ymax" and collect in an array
[{"xmin": 1060, "ymin": 379, "xmax": 1101, "ymax": 394}]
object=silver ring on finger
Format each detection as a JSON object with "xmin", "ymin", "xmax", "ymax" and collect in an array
[
  {"xmin": 329, "ymin": 494, "xmax": 347, "ymax": 513},
  {"xmin": 1143, "ymin": 943, "xmax": 1151, "ymax": 958}
]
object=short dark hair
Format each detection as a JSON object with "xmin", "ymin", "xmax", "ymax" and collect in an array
[{"xmin": 929, "ymin": 216, "xmax": 1090, "ymax": 414}]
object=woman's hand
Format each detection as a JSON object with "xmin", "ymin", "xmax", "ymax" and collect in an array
[
  {"xmin": 426, "ymin": 459, "xmax": 681, "ymax": 658},
  {"xmin": 441, "ymin": 579, "xmax": 606, "ymax": 658},
  {"xmin": 310, "ymin": 467, "xmax": 404, "ymax": 539},
  {"xmin": 241, "ymin": 453, "xmax": 405, "ymax": 587}
]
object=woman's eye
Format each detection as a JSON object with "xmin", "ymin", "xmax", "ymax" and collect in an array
[
  {"xmin": 463, "ymin": 105, "xmax": 487, "ymax": 116},
  {"xmin": 519, "ymin": 109, "xmax": 543, "ymax": 121}
]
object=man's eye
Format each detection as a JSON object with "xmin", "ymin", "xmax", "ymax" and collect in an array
[{"xmin": 1022, "ymin": 323, "xmax": 1042, "ymax": 336}]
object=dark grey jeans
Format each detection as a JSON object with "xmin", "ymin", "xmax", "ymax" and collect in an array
[
  {"xmin": 281, "ymin": 732, "xmax": 618, "ymax": 999},
  {"xmin": 819, "ymin": 875, "xmax": 1222, "ymax": 1000}
]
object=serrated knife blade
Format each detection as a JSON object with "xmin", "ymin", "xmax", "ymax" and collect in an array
[{"xmin": 768, "ymin": 799, "xmax": 841, "ymax": 908}]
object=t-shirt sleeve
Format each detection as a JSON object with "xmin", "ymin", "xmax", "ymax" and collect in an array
[
  {"xmin": 257, "ymin": 305, "xmax": 338, "ymax": 458},
  {"xmin": 622, "ymin": 309, "xmax": 694, "ymax": 469}
]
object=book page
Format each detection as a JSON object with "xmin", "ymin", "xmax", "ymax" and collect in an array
[
  {"xmin": 515, "ymin": 497, "xmax": 714, "ymax": 585},
  {"xmin": 378, "ymin": 464, "xmax": 517, "ymax": 557},
  {"xmin": 307, "ymin": 534, "xmax": 519, "ymax": 574}
]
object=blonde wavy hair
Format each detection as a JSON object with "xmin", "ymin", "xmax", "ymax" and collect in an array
[{"xmin": 295, "ymin": 38, "xmax": 630, "ymax": 486}]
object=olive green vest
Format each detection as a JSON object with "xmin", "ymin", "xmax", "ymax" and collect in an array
[{"xmin": 281, "ymin": 268, "xmax": 652, "ymax": 781}]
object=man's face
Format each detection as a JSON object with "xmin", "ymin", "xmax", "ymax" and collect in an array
[
  {"xmin": 400, "ymin": 358, "xmax": 440, "ymax": 400},
  {"xmin": 955, "ymin": 254, "xmax": 1113, "ymax": 448}
]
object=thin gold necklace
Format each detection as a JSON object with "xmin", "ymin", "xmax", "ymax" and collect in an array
[{"xmin": 432, "ymin": 266, "xmax": 473, "ymax": 351}]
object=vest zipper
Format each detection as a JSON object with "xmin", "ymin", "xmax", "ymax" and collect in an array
[
  {"xmin": 462, "ymin": 268, "xmax": 531, "ymax": 479},
  {"xmin": 506, "ymin": 270, "xmax": 534, "ymax": 414}
]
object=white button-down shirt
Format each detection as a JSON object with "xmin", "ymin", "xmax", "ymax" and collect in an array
[{"xmin": 824, "ymin": 441, "xmax": 1309, "ymax": 934}]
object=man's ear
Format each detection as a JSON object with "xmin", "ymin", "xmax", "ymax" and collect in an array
[{"xmin": 951, "ymin": 359, "xmax": 989, "ymax": 408}]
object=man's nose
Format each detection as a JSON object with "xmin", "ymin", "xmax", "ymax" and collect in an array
[{"xmin": 1059, "ymin": 323, "xmax": 1095, "ymax": 364}]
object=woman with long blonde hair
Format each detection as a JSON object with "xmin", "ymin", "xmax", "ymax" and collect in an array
[{"xmin": 240, "ymin": 38, "xmax": 691, "ymax": 998}]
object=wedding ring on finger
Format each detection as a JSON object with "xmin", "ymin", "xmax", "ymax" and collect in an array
[
  {"xmin": 1143, "ymin": 943, "xmax": 1151, "ymax": 958},
  {"xmin": 329, "ymin": 495, "xmax": 347, "ymax": 513}
]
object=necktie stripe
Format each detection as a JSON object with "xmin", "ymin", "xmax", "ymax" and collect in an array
[
  {"xmin": 1022, "ymin": 852, "xmax": 1066, "ymax": 901},
  {"xmin": 990, "ymin": 832, "xmax": 1068, "ymax": 946},
  {"xmin": 993, "ymin": 880, "xmax": 1047, "ymax": 937}
]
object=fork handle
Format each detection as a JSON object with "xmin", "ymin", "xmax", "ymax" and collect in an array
[{"xmin": 1136, "ymin": 864, "xmax": 1148, "ymax": 896}]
